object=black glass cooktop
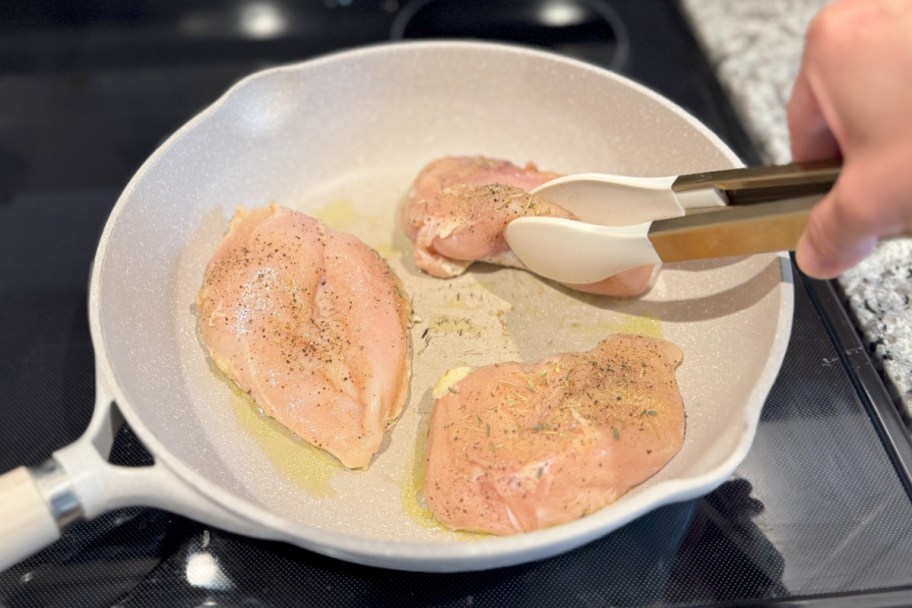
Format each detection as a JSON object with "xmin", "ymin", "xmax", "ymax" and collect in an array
[{"xmin": 1, "ymin": 1, "xmax": 911, "ymax": 606}]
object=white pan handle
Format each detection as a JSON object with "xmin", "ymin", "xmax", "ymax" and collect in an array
[
  {"xmin": 0, "ymin": 433, "xmax": 267, "ymax": 573},
  {"xmin": 0, "ymin": 465, "xmax": 66, "ymax": 571},
  {"xmin": 0, "ymin": 374, "xmax": 124, "ymax": 571},
  {"xmin": 0, "ymin": 376, "xmax": 267, "ymax": 572}
]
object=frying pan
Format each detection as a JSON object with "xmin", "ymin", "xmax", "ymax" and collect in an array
[{"xmin": 0, "ymin": 41, "xmax": 793, "ymax": 573}]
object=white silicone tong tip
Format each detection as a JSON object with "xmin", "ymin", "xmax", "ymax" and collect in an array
[{"xmin": 504, "ymin": 217, "xmax": 661, "ymax": 284}]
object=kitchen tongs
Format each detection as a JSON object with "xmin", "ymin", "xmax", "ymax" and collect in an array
[{"xmin": 504, "ymin": 161, "xmax": 842, "ymax": 284}]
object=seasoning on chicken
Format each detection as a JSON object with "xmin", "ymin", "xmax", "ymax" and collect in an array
[
  {"xmin": 196, "ymin": 204, "xmax": 411, "ymax": 469},
  {"xmin": 423, "ymin": 334, "xmax": 684, "ymax": 535},
  {"xmin": 400, "ymin": 156, "xmax": 654, "ymax": 296}
]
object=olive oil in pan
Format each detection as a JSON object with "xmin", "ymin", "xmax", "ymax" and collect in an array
[
  {"xmin": 399, "ymin": 415, "xmax": 439, "ymax": 530},
  {"xmin": 230, "ymin": 385, "xmax": 340, "ymax": 498},
  {"xmin": 312, "ymin": 199, "xmax": 360, "ymax": 229},
  {"xmin": 312, "ymin": 199, "xmax": 396, "ymax": 257}
]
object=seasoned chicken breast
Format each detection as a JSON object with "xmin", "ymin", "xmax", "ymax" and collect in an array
[
  {"xmin": 400, "ymin": 156, "xmax": 654, "ymax": 296},
  {"xmin": 196, "ymin": 205, "xmax": 411, "ymax": 469},
  {"xmin": 423, "ymin": 334, "xmax": 684, "ymax": 535}
]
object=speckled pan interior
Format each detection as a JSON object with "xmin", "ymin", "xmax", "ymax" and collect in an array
[{"xmin": 89, "ymin": 41, "xmax": 793, "ymax": 571}]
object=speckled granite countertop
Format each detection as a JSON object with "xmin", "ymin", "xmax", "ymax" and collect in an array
[{"xmin": 680, "ymin": 0, "xmax": 912, "ymax": 421}]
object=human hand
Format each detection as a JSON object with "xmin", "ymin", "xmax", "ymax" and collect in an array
[{"xmin": 787, "ymin": 0, "xmax": 912, "ymax": 278}]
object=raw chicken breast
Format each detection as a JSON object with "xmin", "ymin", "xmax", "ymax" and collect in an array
[
  {"xmin": 196, "ymin": 205, "xmax": 411, "ymax": 469},
  {"xmin": 423, "ymin": 334, "xmax": 684, "ymax": 535},
  {"xmin": 400, "ymin": 156, "xmax": 654, "ymax": 297}
]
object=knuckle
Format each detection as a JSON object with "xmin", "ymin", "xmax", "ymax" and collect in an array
[
  {"xmin": 830, "ymin": 169, "xmax": 888, "ymax": 232},
  {"xmin": 832, "ymin": 191, "xmax": 877, "ymax": 231},
  {"xmin": 805, "ymin": 1, "xmax": 853, "ymax": 51}
]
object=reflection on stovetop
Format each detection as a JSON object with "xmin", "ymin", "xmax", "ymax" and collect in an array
[
  {"xmin": 0, "ymin": 0, "xmax": 759, "ymax": 199},
  {"xmin": 1, "ymin": 1, "xmax": 912, "ymax": 607},
  {"xmin": 390, "ymin": 0, "xmax": 629, "ymax": 71},
  {"xmin": 3, "ymin": 0, "xmax": 631, "ymax": 72}
]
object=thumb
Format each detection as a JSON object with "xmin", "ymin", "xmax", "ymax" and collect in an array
[{"xmin": 795, "ymin": 188, "xmax": 878, "ymax": 279}]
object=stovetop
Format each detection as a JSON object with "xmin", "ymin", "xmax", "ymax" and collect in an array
[{"xmin": 1, "ymin": 2, "xmax": 911, "ymax": 606}]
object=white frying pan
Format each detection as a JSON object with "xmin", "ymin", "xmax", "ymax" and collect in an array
[{"xmin": 0, "ymin": 41, "xmax": 793, "ymax": 573}]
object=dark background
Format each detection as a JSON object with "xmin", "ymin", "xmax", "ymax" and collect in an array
[{"xmin": 1, "ymin": 2, "xmax": 911, "ymax": 606}]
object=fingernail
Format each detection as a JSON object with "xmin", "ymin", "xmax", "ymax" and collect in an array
[
  {"xmin": 795, "ymin": 233, "xmax": 836, "ymax": 279},
  {"xmin": 794, "ymin": 234, "xmax": 816, "ymax": 275}
]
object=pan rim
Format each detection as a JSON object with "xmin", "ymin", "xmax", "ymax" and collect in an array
[{"xmin": 87, "ymin": 40, "xmax": 794, "ymax": 571}]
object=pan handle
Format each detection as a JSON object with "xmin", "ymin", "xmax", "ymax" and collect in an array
[
  {"xmin": 0, "ymin": 465, "xmax": 67, "ymax": 571},
  {"xmin": 0, "ymin": 376, "xmax": 269, "ymax": 572}
]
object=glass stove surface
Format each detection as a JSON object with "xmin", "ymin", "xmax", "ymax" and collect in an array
[{"xmin": 1, "ymin": 1, "xmax": 911, "ymax": 606}]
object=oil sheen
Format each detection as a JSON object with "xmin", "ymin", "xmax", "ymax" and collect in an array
[{"xmin": 230, "ymin": 386, "xmax": 340, "ymax": 498}]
